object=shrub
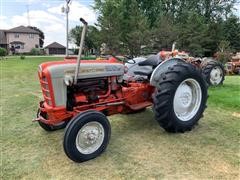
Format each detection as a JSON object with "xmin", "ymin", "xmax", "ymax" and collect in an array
[
  {"xmin": 20, "ymin": 55, "xmax": 25, "ymax": 60},
  {"xmin": 216, "ymin": 51, "xmax": 232, "ymax": 64},
  {"xmin": 0, "ymin": 48, "xmax": 7, "ymax": 57},
  {"xmin": 30, "ymin": 48, "xmax": 41, "ymax": 55},
  {"xmin": 74, "ymin": 48, "xmax": 79, "ymax": 55},
  {"xmin": 217, "ymin": 40, "xmax": 232, "ymax": 64}
]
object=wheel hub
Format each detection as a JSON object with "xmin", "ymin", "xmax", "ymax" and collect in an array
[
  {"xmin": 173, "ymin": 79, "xmax": 202, "ymax": 121},
  {"xmin": 76, "ymin": 122, "xmax": 104, "ymax": 154},
  {"xmin": 179, "ymin": 91, "xmax": 192, "ymax": 107},
  {"xmin": 210, "ymin": 67, "xmax": 223, "ymax": 85}
]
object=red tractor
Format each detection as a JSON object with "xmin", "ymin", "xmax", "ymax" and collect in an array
[
  {"xmin": 34, "ymin": 19, "xmax": 208, "ymax": 162},
  {"xmin": 225, "ymin": 53, "xmax": 240, "ymax": 75},
  {"xmin": 157, "ymin": 49, "xmax": 225, "ymax": 86}
]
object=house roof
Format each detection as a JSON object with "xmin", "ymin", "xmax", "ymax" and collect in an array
[
  {"xmin": 0, "ymin": 30, "xmax": 7, "ymax": 44},
  {"xmin": 45, "ymin": 42, "xmax": 66, "ymax": 49},
  {"xmin": 7, "ymin": 26, "xmax": 40, "ymax": 34}
]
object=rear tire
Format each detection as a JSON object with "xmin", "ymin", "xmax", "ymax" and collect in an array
[
  {"xmin": 202, "ymin": 60, "xmax": 225, "ymax": 86},
  {"xmin": 153, "ymin": 62, "xmax": 208, "ymax": 133},
  {"xmin": 63, "ymin": 110, "xmax": 111, "ymax": 162},
  {"xmin": 37, "ymin": 109, "xmax": 68, "ymax": 131}
]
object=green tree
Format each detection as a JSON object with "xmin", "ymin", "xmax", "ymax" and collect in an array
[
  {"xmin": 176, "ymin": 13, "xmax": 208, "ymax": 57},
  {"xmin": 94, "ymin": 0, "xmax": 150, "ymax": 56},
  {"xmin": 119, "ymin": 0, "xmax": 150, "ymax": 56},
  {"xmin": 201, "ymin": 0, "xmax": 236, "ymax": 22},
  {"xmin": 94, "ymin": 0, "xmax": 123, "ymax": 54},
  {"xmin": 93, "ymin": 0, "xmax": 239, "ymax": 56},
  {"xmin": 223, "ymin": 15, "xmax": 240, "ymax": 52},
  {"xmin": 28, "ymin": 26, "xmax": 44, "ymax": 48},
  {"xmin": 152, "ymin": 16, "xmax": 177, "ymax": 51},
  {"xmin": 70, "ymin": 25, "xmax": 101, "ymax": 54}
]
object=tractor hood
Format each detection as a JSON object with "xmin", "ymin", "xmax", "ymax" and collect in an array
[{"xmin": 39, "ymin": 58, "xmax": 124, "ymax": 79}]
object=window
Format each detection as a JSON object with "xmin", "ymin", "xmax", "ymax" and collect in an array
[
  {"xmin": 14, "ymin": 34, "xmax": 19, "ymax": 38},
  {"xmin": 13, "ymin": 43, "xmax": 24, "ymax": 49},
  {"xmin": 35, "ymin": 44, "xmax": 39, "ymax": 48},
  {"xmin": 29, "ymin": 34, "xmax": 34, "ymax": 38}
]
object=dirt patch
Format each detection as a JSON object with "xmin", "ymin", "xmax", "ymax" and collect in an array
[{"xmin": 232, "ymin": 112, "xmax": 240, "ymax": 118}]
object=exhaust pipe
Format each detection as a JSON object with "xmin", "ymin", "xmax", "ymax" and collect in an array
[
  {"xmin": 172, "ymin": 42, "xmax": 176, "ymax": 52},
  {"xmin": 74, "ymin": 18, "xmax": 88, "ymax": 85}
]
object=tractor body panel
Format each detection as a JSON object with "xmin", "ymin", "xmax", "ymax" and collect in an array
[{"xmin": 150, "ymin": 58, "xmax": 185, "ymax": 88}]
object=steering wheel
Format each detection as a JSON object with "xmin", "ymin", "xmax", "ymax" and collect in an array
[
  {"xmin": 111, "ymin": 55, "xmax": 136, "ymax": 64},
  {"xmin": 126, "ymin": 59, "xmax": 136, "ymax": 64}
]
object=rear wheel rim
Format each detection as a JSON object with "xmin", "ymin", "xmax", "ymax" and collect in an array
[
  {"xmin": 75, "ymin": 121, "xmax": 105, "ymax": 154},
  {"xmin": 210, "ymin": 66, "xmax": 223, "ymax": 85},
  {"xmin": 173, "ymin": 78, "xmax": 202, "ymax": 121}
]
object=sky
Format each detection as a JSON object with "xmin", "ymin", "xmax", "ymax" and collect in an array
[{"xmin": 0, "ymin": 0, "xmax": 240, "ymax": 48}]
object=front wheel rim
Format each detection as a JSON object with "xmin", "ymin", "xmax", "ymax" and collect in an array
[
  {"xmin": 210, "ymin": 66, "xmax": 223, "ymax": 85},
  {"xmin": 173, "ymin": 78, "xmax": 202, "ymax": 121},
  {"xmin": 75, "ymin": 121, "xmax": 105, "ymax": 154}
]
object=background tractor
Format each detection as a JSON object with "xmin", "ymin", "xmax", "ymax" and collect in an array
[
  {"xmin": 225, "ymin": 53, "xmax": 240, "ymax": 75},
  {"xmin": 34, "ymin": 19, "xmax": 208, "ymax": 163},
  {"xmin": 156, "ymin": 47, "xmax": 225, "ymax": 86},
  {"xmin": 125, "ymin": 51, "xmax": 225, "ymax": 86}
]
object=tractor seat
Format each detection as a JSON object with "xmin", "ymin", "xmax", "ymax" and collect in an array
[
  {"xmin": 138, "ymin": 54, "xmax": 162, "ymax": 68},
  {"xmin": 134, "ymin": 69, "xmax": 153, "ymax": 76}
]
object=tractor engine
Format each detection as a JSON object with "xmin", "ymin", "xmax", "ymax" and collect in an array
[
  {"xmin": 38, "ymin": 58, "xmax": 126, "ymax": 123},
  {"xmin": 66, "ymin": 76, "xmax": 120, "ymax": 111}
]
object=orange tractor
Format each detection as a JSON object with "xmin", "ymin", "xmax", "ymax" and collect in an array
[
  {"xmin": 155, "ymin": 48, "xmax": 225, "ymax": 86},
  {"xmin": 225, "ymin": 53, "xmax": 240, "ymax": 75},
  {"xmin": 34, "ymin": 19, "xmax": 208, "ymax": 162}
]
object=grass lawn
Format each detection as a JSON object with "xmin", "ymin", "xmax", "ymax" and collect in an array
[{"xmin": 1, "ymin": 56, "xmax": 240, "ymax": 179}]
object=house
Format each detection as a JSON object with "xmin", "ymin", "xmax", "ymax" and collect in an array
[
  {"xmin": 45, "ymin": 42, "xmax": 66, "ymax": 55},
  {"xmin": 0, "ymin": 30, "xmax": 8, "ymax": 50},
  {"xmin": 0, "ymin": 26, "xmax": 40, "ymax": 54}
]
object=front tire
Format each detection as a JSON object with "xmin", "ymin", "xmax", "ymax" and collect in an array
[
  {"xmin": 153, "ymin": 62, "xmax": 208, "ymax": 133},
  {"xmin": 63, "ymin": 110, "xmax": 111, "ymax": 162}
]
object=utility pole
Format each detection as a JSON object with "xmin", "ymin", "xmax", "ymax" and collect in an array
[
  {"xmin": 27, "ymin": 4, "xmax": 30, "ymax": 26},
  {"xmin": 62, "ymin": 0, "xmax": 71, "ymax": 57}
]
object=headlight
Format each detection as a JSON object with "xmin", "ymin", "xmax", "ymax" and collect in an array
[{"xmin": 64, "ymin": 75, "xmax": 73, "ymax": 86}]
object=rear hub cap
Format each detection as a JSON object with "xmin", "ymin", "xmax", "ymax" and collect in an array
[
  {"xmin": 210, "ymin": 66, "xmax": 223, "ymax": 85},
  {"xmin": 173, "ymin": 78, "xmax": 202, "ymax": 121}
]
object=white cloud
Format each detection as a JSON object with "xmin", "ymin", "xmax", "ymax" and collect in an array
[
  {"xmin": 0, "ymin": 15, "xmax": 6, "ymax": 20},
  {"xmin": 42, "ymin": 3, "xmax": 51, "ymax": 8},
  {"xmin": 234, "ymin": 3, "xmax": 240, "ymax": 17},
  {"xmin": 0, "ymin": 16, "xmax": 12, "ymax": 29}
]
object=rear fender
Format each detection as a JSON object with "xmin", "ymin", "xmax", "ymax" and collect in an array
[{"xmin": 150, "ymin": 58, "xmax": 185, "ymax": 88}]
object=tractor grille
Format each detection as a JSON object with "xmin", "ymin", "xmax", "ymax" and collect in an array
[{"xmin": 40, "ymin": 77, "xmax": 52, "ymax": 106}]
